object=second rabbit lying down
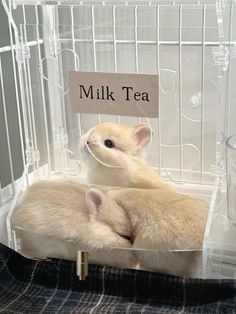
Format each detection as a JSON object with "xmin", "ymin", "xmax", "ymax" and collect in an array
[
  {"xmin": 88, "ymin": 187, "xmax": 208, "ymax": 278},
  {"xmin": 12, "ymin": 180, "xmax": 136, "ymax": 269},
  {"xmin": 13, "ymin": 180, "xmax": 208, "ymax": 278}
]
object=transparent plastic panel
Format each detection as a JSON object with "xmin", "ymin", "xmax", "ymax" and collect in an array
[
  {"xmin": 11, "ymin": 179, "xmax": 211, "ymax": 278},
  {"xmin": 226, "ymin": 135, "xmax": 236, "ymax": 224},
  {"xmin": 10, "ymin": 4, "xmax": 222, "ymax": 185},
  {"xmin": 226, "ymin": 3, "xmax": 236, "ymax": 138},
  {"xmin": 203, "ymin": 182, "xmax": 236, "ymax": 279}
]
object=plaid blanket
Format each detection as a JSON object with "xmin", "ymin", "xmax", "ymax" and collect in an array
[{"xmin": 0, "ymin": 244, "xmax": 235, "ymax": 313}]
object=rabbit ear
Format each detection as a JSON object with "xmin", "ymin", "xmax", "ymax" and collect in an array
[
  {"xmin": 86, "ymin": 188, "xmax": 106, "ymax": 216},
  {"xmin": 133, "ymin": 123, "xmax": 152, "ymax": 151}
]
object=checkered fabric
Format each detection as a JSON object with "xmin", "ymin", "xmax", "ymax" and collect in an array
[{"xmin": 0, "ymin": 244, "xmax": 235, "ymax": 313}]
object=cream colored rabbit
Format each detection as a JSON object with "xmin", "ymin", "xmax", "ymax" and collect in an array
[
  {"xmin": 12, "ymin": 180, "xmax": 137, "ymax": 269},
  {"xmin": 87, "ymin": 187, "xmax": 208, "ymax": 278},
  {"xmin": 80, "ymin": 122, "xmax": 171, "ymax": 190}
]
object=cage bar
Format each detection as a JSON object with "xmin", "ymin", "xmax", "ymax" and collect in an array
[
  {"xmin": 112, "ymin": 5, "xmax": 121, "ymax": 124},
  {"xmin": 0, "ymin": 57, "xmax": 15, "ymax": 196},
  {"xmin": 7, "ymin": 4, "xmax": 26, "ymax": 186},
  {"xmin": 70, "ymin": 5, "xmax": 82, "ymax": 139},
  {"xmin": 156, "ymin": 5, "xmax": 161, "ymax": 174},
  {"xmin": 178, "ymin": 5, "xmax": 183, "ymax": 181},
  {"xmin": 22, "ymin": 5, "xmax": 40, "ymax": 180},
  {"xmin": 19, "ymin": 24, "xmax": 35, "ymax": 167},
  {"xmin": 200, "ymin": 5, "xmax": 206, "ymax": 182},
  {"xmin": 91, "ymin": 5, "xmax": 101, "ymax": 124},
  {"xmin": 35, "ymin": 5, "xmax": 52, "ymax": 175},
  {"xmin": 226, "ymin": 3, "xmax": 233, "ymax": 137},
  {"xmin": 134, "ymin": 5, "xmax": 139, "ymax": 74},
  {"xmin": 58, "ymin": 38, "xmax": 224, "ymax": 47},
  {"xmin": 134, "ymin": 5, "xmax": 142, "ymax": 124}
]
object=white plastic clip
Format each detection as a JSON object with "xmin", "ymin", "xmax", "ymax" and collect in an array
[
  {"xmin": 15, "ymin": 43, "xmax": 30, "ymax": 64},
  {"xmin": 212, "ymin": 46, "xmax": 229, "ymax": 72},
  {"xmin": 49, "ymin": 32, "xmax": 61, "ymax": 57},
  {"xmin": 26, "ymin": 147, "xmax": 40, "ymax": 165}
]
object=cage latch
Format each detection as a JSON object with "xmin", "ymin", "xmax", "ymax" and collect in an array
[
  {"xmin": 15, "ymin": 43, "xmax": 30, "ymax": 64},
  {"xmin": 26, "ymin": 146, "xmax": 40, "ymax": 166}
]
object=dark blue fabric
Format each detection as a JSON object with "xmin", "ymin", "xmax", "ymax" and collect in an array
[{"xmin": 0, "ymin": 243, "xmax": 235, "ymax": 313}]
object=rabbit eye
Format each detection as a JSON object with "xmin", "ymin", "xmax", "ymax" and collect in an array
[{"xmin": 104, "ymin": 139, "xmax": 114, "ymax": 148}]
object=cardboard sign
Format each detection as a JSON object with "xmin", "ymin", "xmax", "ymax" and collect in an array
[{"xmin": 69, "ymin": 71, "xmax": 159, "ymax": 117}]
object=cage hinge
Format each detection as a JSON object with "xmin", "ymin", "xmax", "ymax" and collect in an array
[
  {"xmin": 15, "ymin": 43, "xmax": 31, "ymax": 64},
  {"xmin": 212, "ymin": 46, "xmax": 229, "ymax": 72},
  {"xmin": 26, "ymin": 147, "xmax": 40, "ymax": 166}
]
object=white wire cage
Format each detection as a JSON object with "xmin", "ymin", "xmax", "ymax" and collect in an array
[{"xmin": 0, "ymin": 0, "xmax": 236, "ymax": 279}]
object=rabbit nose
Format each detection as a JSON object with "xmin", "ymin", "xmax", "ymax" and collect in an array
[{"xmin": 86, "ymin": 141, "xmax": 89, "ymax": 145}]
